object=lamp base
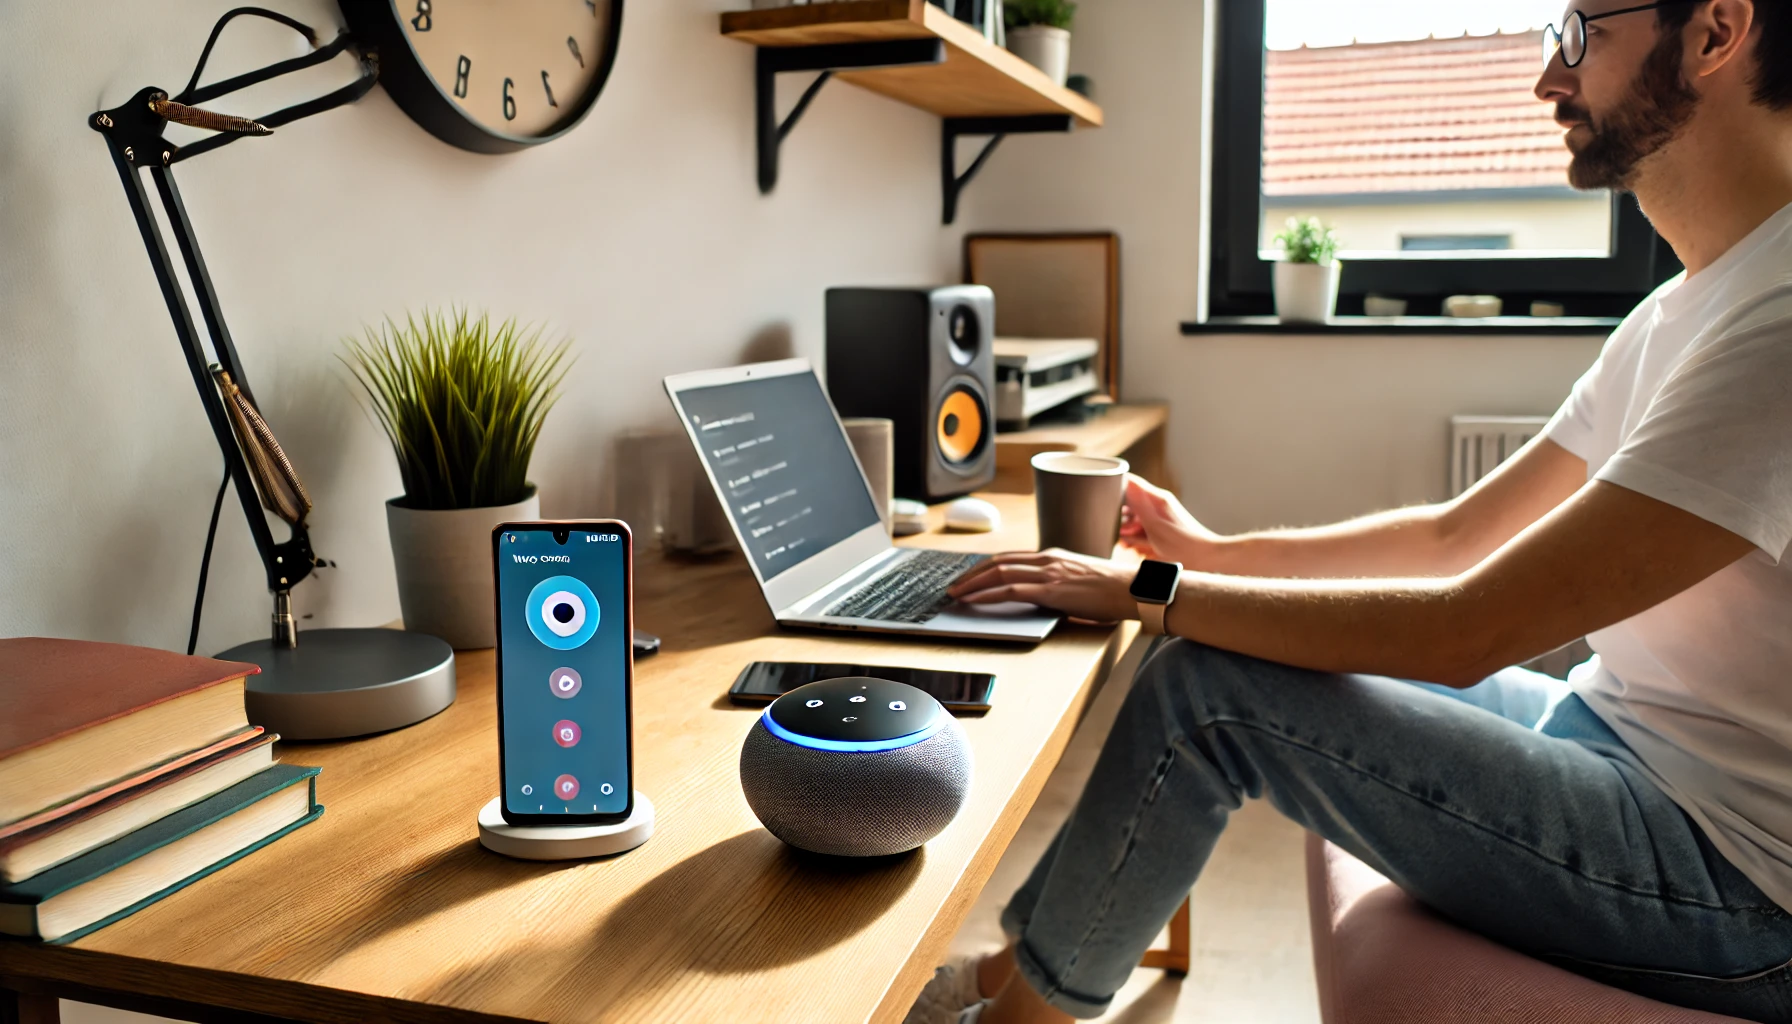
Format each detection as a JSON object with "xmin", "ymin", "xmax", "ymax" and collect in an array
[
  {"xmin": 476, "ymin": 793, "xmax": 655, "ymax": 860},
  {"xmin": 217, "ymin": 628, "xmax": 456, "ymax": 741}
]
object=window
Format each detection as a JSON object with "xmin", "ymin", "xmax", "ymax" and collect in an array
[
  {"xmin": 1208, "ymin": 0, "xmax": 1679, "ymax": 318},
  {"xmin": 1402, "ymin": 235, "xmax": 1515, "ymax": 252}
]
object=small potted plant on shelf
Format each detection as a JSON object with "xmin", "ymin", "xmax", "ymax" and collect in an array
[
  {"xmin": 1272, "ymin": 216, "xmax": 1342, "ymax": 324},
  {"xmin": 1005, "ymin": 0, "xmax": 1076, "ymax": 87},
  {"xmin": 344, "ymin": 309, "xmax": 571, "ymax": 649}
]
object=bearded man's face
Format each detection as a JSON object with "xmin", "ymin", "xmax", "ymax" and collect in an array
[{"xmin": 1556, "ymin": 22, "xmax": 1701, "ymax": 190}]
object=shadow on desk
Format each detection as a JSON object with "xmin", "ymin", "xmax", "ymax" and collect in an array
[
  {"xmin": 255, "ymin": 838, "xmax": 565, "ymax": 978},
  {"xmin": 418, "ymin": 830, "xmax": 923, "ymax": 1014}
]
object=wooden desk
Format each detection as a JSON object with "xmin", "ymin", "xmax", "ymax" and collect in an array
[{"xmin": 0, "ymin": 492, "xmax": 1137, "ymax": 1024}]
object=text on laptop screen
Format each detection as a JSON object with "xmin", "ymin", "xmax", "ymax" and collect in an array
[{"xmin": 678, "ymin": 371, "xmax": 882, "ymax": 581}]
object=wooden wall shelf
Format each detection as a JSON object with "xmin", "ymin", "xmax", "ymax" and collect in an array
[
  {"xmin": 991, "ymin": 403, "xmax": 1171, "ymax": 492},
  {"xmin": 723, "ymin": 1, "xmax": 1103, "ymax": 124},
  {"xmin": 721, "ymin": 0, "xmax": 1104, "ymax": 223}
]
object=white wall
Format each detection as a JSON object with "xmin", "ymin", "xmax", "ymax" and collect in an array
[
  {"xmin": 961, "ymin": 0, "xmax": 1604, "ymax": 532},
  {"xmin": 0, "ymin": 0, "xmax": 966, "ymax": 651}
]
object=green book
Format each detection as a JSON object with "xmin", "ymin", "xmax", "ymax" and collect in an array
[{"xmin": 0, "ymin": 763, "xmax": 322, "ymax": 943}]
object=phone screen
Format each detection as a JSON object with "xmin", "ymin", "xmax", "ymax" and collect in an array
[
  {"xmin": 730, "ymin": 662, "xmax": 996, "ymax": 712},
  {"xmin": 494, "ymin": 523, "xmax": 632, "ymax": 824}
]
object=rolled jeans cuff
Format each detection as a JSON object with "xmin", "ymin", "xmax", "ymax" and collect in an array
[{"xmin": 1011, "ymin": 935, "xmax": 1116, "ymax": 1019}]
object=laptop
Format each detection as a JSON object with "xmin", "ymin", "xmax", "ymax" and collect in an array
[{"xmin": 663, "ymin": 359, "xmax": 1060, "ymax": 643}]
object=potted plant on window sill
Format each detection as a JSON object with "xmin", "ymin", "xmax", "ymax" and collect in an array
[
  {"xmin": 1272, "ymin": 216, "xmax": 1342, "ymax": 324},
  {"xmin": 345, "ymin": 309, "xmax": 571, "ymax": 649},
  {"xmin": 1005, "ymin": 0, "xmax": 1076, "ymax": 87}
]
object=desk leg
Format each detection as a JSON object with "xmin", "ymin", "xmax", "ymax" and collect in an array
[
  {"xmin": 1137, "ymin": 896, "xmax": 1191, "ymax": 976},
  {"xmin": 0, "ymin": 988, "xmax": 60, "ymax": 1024}
]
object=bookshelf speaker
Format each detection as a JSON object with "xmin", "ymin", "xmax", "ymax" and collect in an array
[{"xmin": 825, "ymin": 285, "xmax": 997, "ymax": 502}]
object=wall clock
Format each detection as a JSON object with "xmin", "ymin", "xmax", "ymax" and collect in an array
[{"xmin": 340, "ymin": 0, "xmax": 623, "ymax": 153}]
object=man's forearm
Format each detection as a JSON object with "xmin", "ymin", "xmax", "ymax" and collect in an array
[
  {"xmin": 1159, "ymin": 478, "xmax": 1753, "ymax": 687},
  {"xmin": 1161, "ymin": 570, "xmax": 1504, "ymax": 686},
  {"xmin": 1190, "ymin": 439, "xmax": 1588, "ymax": 580},
  {"xmin": 1197, "ymin": 504, "xmax": 1468, "ymax": 579}
]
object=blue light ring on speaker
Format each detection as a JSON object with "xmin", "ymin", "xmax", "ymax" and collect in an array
[{"xmin": 759, "ymin": 710, "xmax": 947, "ymax": 753}]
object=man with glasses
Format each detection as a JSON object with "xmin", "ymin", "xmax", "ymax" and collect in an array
[{"xmin": 906, "ymin": 1, "xmax": 1792, "ymax": 1022}]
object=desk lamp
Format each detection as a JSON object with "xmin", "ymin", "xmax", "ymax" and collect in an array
[{"xmin": 90, "ymin": 7, "xmax": 455, "ymax": 740}]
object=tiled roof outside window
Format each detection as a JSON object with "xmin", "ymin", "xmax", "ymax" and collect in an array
[{"xmin": 1264, "ymin": 31, "xmax": 1570, "ymax": 197}]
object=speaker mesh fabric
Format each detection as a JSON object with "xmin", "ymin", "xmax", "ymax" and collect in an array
[{"xmin": 739, "ymin": 716, "xmax": 972, "ymax": 857}]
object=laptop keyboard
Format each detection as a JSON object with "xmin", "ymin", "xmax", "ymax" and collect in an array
[{"xmin": 823, "ymin": 550, "xmax": 989, "ymax": 624}]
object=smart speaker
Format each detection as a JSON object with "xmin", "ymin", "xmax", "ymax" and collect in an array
[{"xmin": 740, "ymin": 677, "xmax": 972, "ymax": 857}]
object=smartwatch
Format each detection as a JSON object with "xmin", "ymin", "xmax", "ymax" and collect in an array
[{"xmin": 1129, "ymin": 560, "xmax": 1183, "ymax": 634}]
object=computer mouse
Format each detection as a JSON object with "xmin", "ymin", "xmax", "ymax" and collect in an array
[
  {"xmin": 943, "ymin": 497, "xmax": 1000, "ymax": 533},
  {"xmin": 892, "ymin": 498, "xmax": 930, "ymax": 536}
]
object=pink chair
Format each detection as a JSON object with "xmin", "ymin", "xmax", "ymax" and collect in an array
[{"xmin": 1306, "ymin": 834, "xmax": 1751, "ymax": 1023}]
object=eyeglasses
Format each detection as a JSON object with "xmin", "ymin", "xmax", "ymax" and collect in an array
[{"xmin": 1542, "ymin": 0, "xmax": 1708, "ymax": 69}]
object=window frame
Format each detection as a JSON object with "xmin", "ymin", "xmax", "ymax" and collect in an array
[{"xmin": 1208, "ymin": 0, "xmax": 1680, "ymax": 319}]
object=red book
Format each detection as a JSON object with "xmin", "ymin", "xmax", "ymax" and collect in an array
[{"xmin": 0, "ymin": 638, "xmax": 257, "ymax": 830}]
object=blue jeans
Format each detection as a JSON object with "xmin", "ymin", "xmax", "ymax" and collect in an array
[{"xmin": 1001, "ymin": 640, "xmax": 1792, "ymax": 1021}]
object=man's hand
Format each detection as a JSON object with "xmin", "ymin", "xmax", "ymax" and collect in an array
[
  {"xmin": 949, "ymin": 550, "xmax": 1138, "ymax": 623},
  {"xmin": 1120, "ymin": 475, "xmax": 1218, "ymax": 565}
]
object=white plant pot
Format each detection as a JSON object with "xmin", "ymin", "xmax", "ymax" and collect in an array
[
  {"xmin": 386, "ymin": 486, "xmax": 539, "ymax": 650},
  {"xmin": 1273, "ymin": 260, "xmax": 1341, "ymax": 324},
  {"xmin": 1008, "ymin": 26, "xmax": 1071, "ymax": 87}
]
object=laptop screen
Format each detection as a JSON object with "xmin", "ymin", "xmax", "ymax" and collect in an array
[{"xmin": 675, "ymin": 369, "xmax": 882, "ymax": 581}]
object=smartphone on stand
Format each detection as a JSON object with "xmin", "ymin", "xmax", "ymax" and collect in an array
[{"xmin": 492, "ymin": 520, "xmax": 633, "ymax": 826}]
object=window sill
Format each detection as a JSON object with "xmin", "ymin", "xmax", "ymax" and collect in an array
[{"xmin": 1181, "ymin": 315, "xmax": 1621, "ymax": 336}]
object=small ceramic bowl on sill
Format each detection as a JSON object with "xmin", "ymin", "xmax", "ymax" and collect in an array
[
  {"xmin": 1363, "ymin": 294, "xmax": 1408, "ymax": 317},
  {"xmin": 1444, "ymin": 294, "xmax": 1504, "ymax": 318}
]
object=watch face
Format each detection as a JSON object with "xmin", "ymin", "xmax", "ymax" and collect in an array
[
  {"xmin": 401, "ymin": 0, "xmax": 615, "ymax": 137},
  {"xmin": 1129, "ymin": 560, "xmax": 1182, "ymax": 603}
]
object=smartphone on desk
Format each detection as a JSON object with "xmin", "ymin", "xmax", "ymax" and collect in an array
[
  {"xmin": 493, "ymin": 520, "xmax": 633, "ymax": 826},
  {"xmin": 728, "ymin": 662, "xmax": 996, "ymax": 714}
]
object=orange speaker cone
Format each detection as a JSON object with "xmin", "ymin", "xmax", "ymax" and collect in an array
[{"xmin": 936, "ymin": 388, "xmax": 986, "ymax": 464}]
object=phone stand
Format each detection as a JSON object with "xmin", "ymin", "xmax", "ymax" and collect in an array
[{"xmin": 476, "ymin": 793, "xmax": 655, "ymax": 861}]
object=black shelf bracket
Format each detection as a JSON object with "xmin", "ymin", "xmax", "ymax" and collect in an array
[
  {"xmin": 941, "ymin": 114, "xmax": 1072, "ymax": 224},
  {"xmin": 756, "ymin": 39, "xmax": 945, "ymax": 193}
]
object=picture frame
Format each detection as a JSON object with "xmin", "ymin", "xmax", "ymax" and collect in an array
[{"xmin": 963, "ymin": 231, "xmax": 1122, "ymax": 401}]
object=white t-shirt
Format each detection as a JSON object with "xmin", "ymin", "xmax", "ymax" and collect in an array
[{"xmin": 1544, "ymin": 200, "xmax": 1792, "ymax": 910}]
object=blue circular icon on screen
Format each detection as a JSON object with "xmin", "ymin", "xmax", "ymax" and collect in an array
[{"xmin": 526, "ymin": 576, "xmax": 600, "ymax": 650}]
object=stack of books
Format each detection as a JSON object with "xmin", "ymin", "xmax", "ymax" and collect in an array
[{"xmin": 0, "ymin": 638, "xmax": 322, "ymax": 943}]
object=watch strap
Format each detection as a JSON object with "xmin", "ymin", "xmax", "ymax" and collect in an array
[{"xmin": 1139, "ymin": 600, "xmax": 1168, "ymax": 635}]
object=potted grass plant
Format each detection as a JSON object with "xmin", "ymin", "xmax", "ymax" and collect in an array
[
  {"xmin": 344, "ymin": 309, "xmax": 571, "ymax": 649},
  {"xmin": 1272, "ymin": 216, "xmax": 1343, "ymax": 324},
  {"xmin": 1005, "ymin": 0, "xmax": 1076, "ymax": 87}
]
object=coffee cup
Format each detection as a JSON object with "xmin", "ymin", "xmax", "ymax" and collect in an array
[{"xmin": 1032, "ymin": 453, "xmax": 1129, "ymax": 557}]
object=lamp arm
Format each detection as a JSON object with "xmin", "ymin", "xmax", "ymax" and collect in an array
[
  {"xmin": 87, "ymin": 8, "xmax": 372, "ymax": 642},
  {"xmin": 91, "ymin": 91, "xmax": 316, "ymax": 604}
]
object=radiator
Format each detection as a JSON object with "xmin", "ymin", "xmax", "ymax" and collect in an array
[{"xmin": 1449, "ymin": 415, "xmax": 1549, "ymax": 497}]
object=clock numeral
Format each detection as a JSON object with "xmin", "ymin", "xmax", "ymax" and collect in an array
[
  {"xmin": 410, "ymin": 0, "xmax": 431, "ymax": 31},
  {"xmin": 541, "ymin": 71, "xmax": 559, "ymax": 108},
  {"xmin": 567, "ymin": 36, "xmax": 585, "ymax": 68},
  {"xmin": 502, "ymin": 77, "xmax": 516, "ymax": 120},
  {"xmin": 585, "ymin": 0, "xmax": 598, "ymax": 13},
  {"xmin": 454, "ymin": 55, "xmax": 470, "ymax": 99}
]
